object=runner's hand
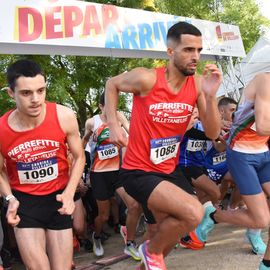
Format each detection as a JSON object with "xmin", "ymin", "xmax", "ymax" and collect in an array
[
  {"xmin": 201, "ymin": 64, "xmax": 222, "ymax": 97},
  {"xmin": 108, "ymin": 124, "xmax": 128, "ymax": 147},
  {"xmin": 6, "ymin": 198, "xmax": 20, "ymax": 227},
  {"xmin": 56, "ymin": 193, "xmax": 75, "ymax": 215}
]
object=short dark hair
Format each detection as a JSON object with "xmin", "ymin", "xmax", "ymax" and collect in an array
[
  {"xmin": 167, "ymin": 21, "xmax": 202, "ymax": 45},
  {"xmin": 218, "ymin": 97, "xmax": 237, "ymax": 107},
  {"xmin": 99, "ymin": 92, "xmax": 105, "ymax": 106},
  {"xmin": 6, "ymin": 59, "xmax": 45, "ymax": 91}
]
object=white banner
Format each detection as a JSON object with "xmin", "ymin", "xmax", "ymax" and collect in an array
[{"xmin": 0, "ymin": 0, "xmax": 246, "ymax": 58}]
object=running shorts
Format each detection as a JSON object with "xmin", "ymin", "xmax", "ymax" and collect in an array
[
  {"xmin": 90, "ymin": 170, "xmax": 120, "ymax": 200},
  {"xmin": 226, "ymin": 147, "xmax": 270, "ymax": 195},
  {"xmin": 13, "ymin": 189, "xmax": 73, "ymax": 230},
  {"xmin": 119, "ymin": 166, "xmax": 195, "ymax": 224}
]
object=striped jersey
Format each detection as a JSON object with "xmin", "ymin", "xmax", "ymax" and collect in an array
[{"xmin": 228, "ymin": 99, "xmax": 269, "ymax": 153}]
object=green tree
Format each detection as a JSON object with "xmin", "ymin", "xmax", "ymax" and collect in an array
[
  {"xmin": 1, "ymin": 0, "xmax": 269, "ymax": 129},
  {"xmin": 154, "ymin": 0, "xmax": 270, "ymax": 53}
]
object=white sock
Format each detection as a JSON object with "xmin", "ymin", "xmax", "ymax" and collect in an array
[{"xmin": 203, "ymin": 201, "xmax": 213, "ymax": 208}]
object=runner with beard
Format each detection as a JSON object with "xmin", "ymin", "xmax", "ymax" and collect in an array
[{"xmin": 105, "ymin": 21, "xmax": 222, "ymax": 269}]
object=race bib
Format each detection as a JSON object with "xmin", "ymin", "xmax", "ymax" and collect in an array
[
  {"xmin": 186, "ymin": 139, "xmax": 205, "ymax": 152},
  {"xmin": 213, "ymin": 153, "xmax": 226, "ymax": 165},
  {"xmin": 150, "ymin": 136, "xmax": 181, "ymax": 165},
  {"xmin": 97, "ymin": 144, "xmax": 118, "ymax": 160},
  {"xmin": 17, "ymin": 158, "xmax": 58, "ymax": 184}
]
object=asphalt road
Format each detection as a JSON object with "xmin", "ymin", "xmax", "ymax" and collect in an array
[{"xmin": 11, "ymin": 223, "xmax": 266, "ymax": 270}]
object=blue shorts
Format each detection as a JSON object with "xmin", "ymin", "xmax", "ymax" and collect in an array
[
  {"xmin": 226, "ymin": 147, "xmax": 270, "ymax": 195},
  {"xmin": 206, "ymin": 165, "xmax": 228, "ymax": 183}
]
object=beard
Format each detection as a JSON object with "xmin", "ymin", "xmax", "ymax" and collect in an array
[{"xmin": 174, "ymin": 60, "xmax": 197, "ymax": 76}]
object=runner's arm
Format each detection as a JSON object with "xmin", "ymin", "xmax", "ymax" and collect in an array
[
  {"xmin": 82, "ymin": 117, "xmax": 94, "ymax": 148},
  {"xmin": 117, "ymin": 111, "xmax": 130, "ymax": 134},
  {"xmin": 105, "ymin": 68, "xmax": 155, "ymax": 147},
  {"xmin": 253, "ymin": 74, "xmax": 270, "ymax": 135},
  {"xmin": 57, "ymin": 105, "xmax": 85, "ymax": 215},
  {"xmin": 196, "ymin": 64, "xmax": 221, "ymax": 139},
  {"xmin": 0, "ymin": 152, "xmax": 20, "ymax": 226}
]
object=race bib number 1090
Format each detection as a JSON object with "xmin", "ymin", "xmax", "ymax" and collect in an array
[
  {"xmin": 150, "ymin": 136, "xmax": 181, "ymax": 165},
  {"xmin": 17, "ymin": 158, "xmax": 58, "ymax": 184}
]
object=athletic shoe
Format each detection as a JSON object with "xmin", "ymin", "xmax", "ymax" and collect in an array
[
  {"xmin": 246, "ymin": 229, "xmax": 266, "ymax": 255},
  {"xmin": 92, "ymin": 232, "xmax": 104, "ymax": 257},
  {"xmin": 120, "ymin": 225, "xmax": 128, "ymax": 245},
  {"xmin": 100, "ymin": 231, "xmax": 111, "ymax": 244},
  {"xmin": 79, "ymin": 238, "xmax": 93, "ymax": 252},
  {"xmin": 138, "ymin": 240, "xmax": 166, "ymax": 270},
  {"xmin": 180, "ymin": 231, "xmax": 205, "ymax": 250},
  {"xmin": 259, "ymin": 261, "xmax": 270, "ymax": 270},
  {"xmin": 124, "ymin": 242, "xmax": 141, "ymax": 261},
  {"xmin": 195, "ymin": 204, "xmax": 216, "ymax": 242}
]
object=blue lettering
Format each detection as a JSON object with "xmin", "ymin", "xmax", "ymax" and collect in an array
[
  {"xmin": 138, "ymin": 23, "xmax": 153, "ymax": 49},
  {"xmin": 157, "ymin": 22, "xmax": 167, "ymax": 46},
  {"xmin": 105, "ymin": 25, "xmax": 121, "ymax": 48},
  {"xmin": 122, "ymin": 25, "xmax": 139, "ymax": 49},
  {"xmin": 153, "ymin": 22, "xmax": 161, "ymax": 45}
]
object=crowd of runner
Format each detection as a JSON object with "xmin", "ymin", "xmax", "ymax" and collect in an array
[{"xmin": 0, "ymin": 21, "xmax": 270, "ymax": 270}]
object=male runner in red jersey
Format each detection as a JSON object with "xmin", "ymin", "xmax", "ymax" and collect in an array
[
  {"xmin": 0, "ymin": 59, "xmax": 85, "ymax": 270},
  {"xmin": 105, "ymin": 21, "xmax": 222, "ymax": 269}
]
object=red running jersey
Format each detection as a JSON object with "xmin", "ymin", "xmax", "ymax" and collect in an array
[
  {"xmin": 122, "ymin": 67, "xmax": 198, "ymax": 174},
  {"xmin": 0, "ymin": 102, "xmax": 69, "ymax": 195}
]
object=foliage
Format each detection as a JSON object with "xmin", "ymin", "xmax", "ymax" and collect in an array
[
  {"xmin": 0, "ymin": 0, "xmax": 269, "ymax": 131},
  {"xmin": 154, "ymin": 0, "xmax": 270, "ymax": 53}
]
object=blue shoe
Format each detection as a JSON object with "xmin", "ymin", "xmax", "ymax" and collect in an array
[
  {"xmin": 195, "ymin": 204, "xmax": 216, "ymax": 242},
  {"xmin": 246, "ymin": 229, "xmax": 266, "ymax": 255},
  {"xmin": 259, "ymin": 261, "xmax": 270, "ymax": 270}
]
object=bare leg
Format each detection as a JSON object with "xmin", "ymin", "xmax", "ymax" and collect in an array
[
  {"xmin": 73, "ymin": 198, "xmax": 86, "ymax": 238},
  {"xmin": 192, "ymin": 174, "xmax": 220, "ymax": 204},
  {"xmin": 94, "ymin": 200, "xmax": 110, "ymax": 236},
  {"xmin": 215, "ymin": 192, "xmax": 270, "ymax": 228},
  {"xmin": 14, "ymin": 228, "xmax": 51, "ymax": 270},
  {"xmin": 117, "ymin": 187, "xmax": 142, "ymax": 241},
  {"xmin": 147, "ymin": 181, "xmax": 204, "ymax": 255},
  {"xmin": 46, "ymin": 228, "xmax": 73, "ymax": 270}
]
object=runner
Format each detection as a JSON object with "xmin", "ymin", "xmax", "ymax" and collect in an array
[
  {"xmin": 194, "ymin": 73, "xmax": 270, "ymax": 270},
  {"xmin": 0, "ymin": 59, "xmax": 85, "ymax": 269},
  {"xmin": 179, "ymin": 108, "xmax": 221, "ymax": 205},
  {"xmin": 204, "ymin": 97, "xmax": 266, "ymax": 255},
  {"xmin": 83, "ymin": 93, "xmax": 141, "ymax": 260},
  {"xmin": 105, "ymin": 21, "xmax": 222, "ymax": 269}
]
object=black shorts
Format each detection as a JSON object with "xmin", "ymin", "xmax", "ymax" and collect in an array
[
  {"xmin": 119, "ymin": 166, "xmax": 195, "ymax": 224},
  {"xmin": 180, "ymin": 166, "xmax": 208, "ymax": 185},
  {"xmin": 90, "ymin": 170, "xmax": 120, "ymax": 201},
  {"xmin": 13, "ymin": 189, "xmax": 73, "ymax": 230}
]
